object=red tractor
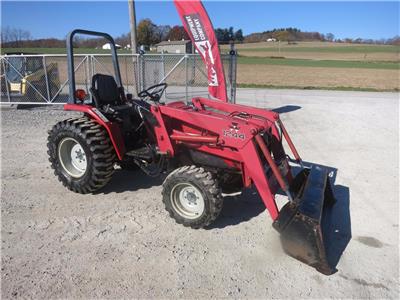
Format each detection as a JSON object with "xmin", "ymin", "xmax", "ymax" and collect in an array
[{"xmin": 48, "ymin": 30, "xmax": 338, "ymax": 275}]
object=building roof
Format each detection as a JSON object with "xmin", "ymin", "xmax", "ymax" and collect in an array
[
  {"xmin": 156, "ymin": 40, "xmax": 191, "ymax": 46},
  {"xmin": 102, "ymin": 43, "xmax": 122, "ymax": 47}
]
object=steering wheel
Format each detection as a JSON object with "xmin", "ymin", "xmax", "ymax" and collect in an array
[{"xmin": 138, "ymin": 83, "xmax": 168, "ymax": 103}]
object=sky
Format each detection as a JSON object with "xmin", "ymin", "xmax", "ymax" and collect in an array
[{"xmin": 1, "ymin": 1, "xmax": 399, "ymax": 40}]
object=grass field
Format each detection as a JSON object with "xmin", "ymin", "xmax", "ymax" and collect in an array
[
  {"xmin": 222, "ymin": 41, "xmax": 400, "ymax": 62},
  {"xmin": 236, "ymin": 64, "xmax": 399, "ymax": 91},
  {"xmin": 2, "ymin": 41, "xmax": 400, "ymax": 91},
  {"xmin": 238, "ymin": 56, "xmax": 399, "ymax": 70},
  {"xmin": 230, "ymin": 41, "xmax": 399, "ymax": 91},
  {"xmin": 234, "ymin": 45, "xmax": 400, "ymax": 53},
  {"xmin": 222, "ymin": 41, "xmax": 399, "ymax": 52}
]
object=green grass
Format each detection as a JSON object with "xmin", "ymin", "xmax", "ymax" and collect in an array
[
  {"xmin": 237, "ymin": 83, "xmax": 399, "ymax": 92},
  {"xmin": 3, "ymin": 47, "xmax": 399, "ymax": 71},
  {"xmin": 238, "ymin": 45, "xmax": 400, "ymax": 53},
  {"xmin": 237, "ymin": 56, "xmax": 400, "ymax": 70},
  {"xmin": 5, "ymin": 44, "xmax": 399, "ymax": 55}
]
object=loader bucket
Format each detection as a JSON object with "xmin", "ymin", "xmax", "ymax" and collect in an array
[{"xmin": 273, "ymin": 165, "xmax": 337, "ymax": 275}]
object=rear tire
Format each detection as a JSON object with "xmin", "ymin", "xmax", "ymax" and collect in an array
[
  {"xmin": 47, "ymin": 116, "xmax": 116, "ymax": 193},
  {"xmin": 162, "ymin": 166, "xmax": 223, "ymax": 229}
]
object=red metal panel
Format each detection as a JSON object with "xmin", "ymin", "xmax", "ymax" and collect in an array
[
  {"xmin": 193, "ymin": 97, "xmax": 280, "ymax": 121},
  {"xmin": 278, "ymin": 119, "xmax": 302, "ymax": 162},
  {"xmin": 255, "ymin": 134, "xmax": 288, "ymax": 192},
  {"xmin": 159, "ymin": 104, "xmax": 262, "ymax": 149},
  {"xmin": 150, "ymin": 106, "xmax": 175, "ymax": 156},
  {"xmin": 241, "ymin": 141, "xmax": 279, "ymax": 220},
  {"xmin": 63, "ymin": 104, "xmax": 126, "ymax": 160},
  {"xmin": 192, "ymin": 97, "xmax": 284, "ymax": 139},
  {"xmin": 180, "ymin": 143, "xmax": 242, "ymax": 162}
]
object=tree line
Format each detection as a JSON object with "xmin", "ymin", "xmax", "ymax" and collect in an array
[
  {"xmin": 1, "ymin": 22, "xmax": 399, "ymax": 48},
  {"xmin": 1, "ymin": 19, "xmax": 244, "ymax": 49},
  {"xmin": 245, "ymin": 27, "xmax": 328, "ymax": 43},
  {"xmin": 244, "ymin": 27, "xmax": 400, "ymax": 45},
  {"xmin": 1, "ymin": 26, "xmax": 32, "ymax": 47}
]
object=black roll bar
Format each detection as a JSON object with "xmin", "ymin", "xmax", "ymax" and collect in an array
[{"xmin": 66, "ymin": 29, "xmax": 123, "ymax": 103}]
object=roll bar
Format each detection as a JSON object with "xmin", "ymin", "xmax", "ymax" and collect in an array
[{"xmin": 66, "ymin": 29, "xmax": 123, "ymax": 103}]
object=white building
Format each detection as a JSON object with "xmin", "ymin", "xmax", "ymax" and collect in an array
[{"xmin": 102, "ymin": 43, "xmax": 122, "ymax": 50}]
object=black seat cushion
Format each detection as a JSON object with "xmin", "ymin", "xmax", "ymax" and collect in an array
[{"xmin": 91, "ymin": 74, "xmax": 121, "ymax": 106}]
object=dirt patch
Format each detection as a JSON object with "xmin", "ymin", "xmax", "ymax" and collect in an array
[
  {"xmin": 237, "ymin": 64, "xmax": 399, "ymax": 90},
  {"xmin": 240, "ymin": 51, "xmax": 399, "ymax": 62}
]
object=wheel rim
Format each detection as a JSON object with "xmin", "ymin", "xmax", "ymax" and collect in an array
[
  {"xmin": 58, "ymin": 137, "xmax": 87, "ymax": 178},
  {"xmin": 170, "ymin": 183, "xmax": 205, "ymax": 219}
]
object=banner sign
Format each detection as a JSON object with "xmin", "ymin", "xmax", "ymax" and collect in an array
[{"xmin": 174, "ymin": 0, "xmax": 228, "ymax": 102}]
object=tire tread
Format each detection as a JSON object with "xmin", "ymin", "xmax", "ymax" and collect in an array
[
  {"xmin": 47, "ymin": 115, "xmax": 116, "ymax": 194},
  {"xmin": 162, "ymin": 165, "xmax": 223, "ymax": 229}
]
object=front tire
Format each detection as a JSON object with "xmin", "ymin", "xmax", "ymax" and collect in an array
[
  {"xmin": 47, "ymin": 116, "xmax": 116, "ymax": 193},
  {"xmin": 162, "ymin": 166, "xmax": 223, "ymax": 229}
]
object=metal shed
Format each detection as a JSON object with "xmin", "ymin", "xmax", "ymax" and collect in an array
[{"xmin": 156, "ymin": 40, "xmax": 192, "ymax": 54}]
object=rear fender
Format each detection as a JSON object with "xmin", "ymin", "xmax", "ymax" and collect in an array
[{"xmin": 64, "ymin": 104, "xmax": 126, "ymax": 160}]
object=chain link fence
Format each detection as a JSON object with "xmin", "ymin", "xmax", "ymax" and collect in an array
[{"xmin": 0, "ymin": 53, "xmax": 236, "ymax": 105}]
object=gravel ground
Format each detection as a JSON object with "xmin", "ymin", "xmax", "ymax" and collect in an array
[{"xmin": 1, "ymin": 89, "xmax": 399, "ymax": 299}]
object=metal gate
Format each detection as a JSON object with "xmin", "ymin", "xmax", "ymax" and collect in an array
[{"xmin": 0, "ymin": 53, "xmax": 237, "ymax": 105}]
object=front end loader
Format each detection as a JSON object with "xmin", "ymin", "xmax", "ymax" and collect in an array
[{"xmin": 47, "ymin": 29, "xmax": 341, "ymax": 275}]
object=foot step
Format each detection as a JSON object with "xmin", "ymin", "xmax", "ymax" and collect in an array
[{"xmin": 125, "ymin": 147, "xmax": 153, "ymax": 160}]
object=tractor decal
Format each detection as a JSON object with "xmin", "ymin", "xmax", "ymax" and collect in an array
[{"xmin": 223, "ymin": 129, "xmax": 246, "ymax": 140}]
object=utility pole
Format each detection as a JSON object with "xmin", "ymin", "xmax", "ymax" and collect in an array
[
  {"xmin": 128, "ymin": 0, "xmax": 137, "ymax": 54},
  {"xmin": 128, "ymin": 0, "xmax": 138, "ymax": 96},
  {"xmin": 278, "ymin": 39, "xmax": 281, "ymax": 55}
]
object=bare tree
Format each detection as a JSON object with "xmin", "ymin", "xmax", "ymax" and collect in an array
[
  {"xmin": 1, "ymin": 26, "xmax": 13, "ymax": 44},
  {"xmin": 1, "ymin": 26, "xmax": 31, "ymax": 47},
  {"xmin": 326, "ymin": 33, "xmax": 335, "ymax": 42},
  {"xmin": 154, "ymin": 25, "xmax": 171, "ymax": 42}
]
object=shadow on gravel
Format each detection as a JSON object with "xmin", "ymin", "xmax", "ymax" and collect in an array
[
  {"xmin": 277, "ymin": 161, "xmax": 351, "ymax": 272},
  {"xmin": 100, "ymin": 160, "xmax": 351, "ymax": 271},
  {"xmin": 208, "ymin": 160, "xmax": 351, "ymax": 273},
  {"xmin": 208, "ymin": 188, "xmax": 266, "ymax": 229},
  {"xmin": 324, "ymin": 184, "xmax": 351, "ymax": 271},
  {"xmin": 97, "ymin": 169, "xmax": 163, "ymax": 194},
  {"xmin": 272, "ymin": 105, "xmax": 302, "ymax": 114}
]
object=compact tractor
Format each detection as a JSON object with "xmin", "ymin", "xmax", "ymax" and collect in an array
[{"xmin": 48, "ymin": 30, "xmax": 338, "ymax": 275}]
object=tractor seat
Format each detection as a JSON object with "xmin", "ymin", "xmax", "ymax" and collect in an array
[{"xmin": 90, "ymin": 73, "xmax": 125, "ymax": 108}]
